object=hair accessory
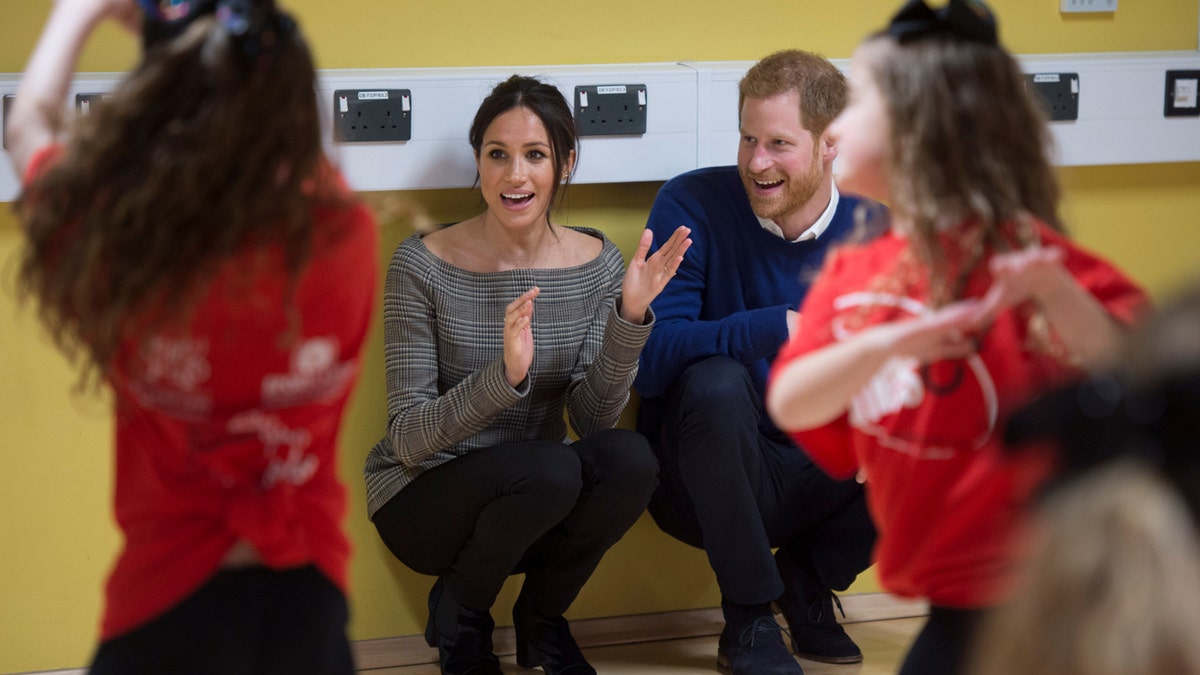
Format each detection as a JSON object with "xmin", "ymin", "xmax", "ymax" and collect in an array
[
  {"xmin": 137, "ymin": 0, "xmax": 293, "ymax": 62},
  {"xmin": 887, "ymin": 0, "xmax": 998, "ymax": 46}
]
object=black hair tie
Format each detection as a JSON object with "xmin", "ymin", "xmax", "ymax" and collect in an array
[{"xmin": 887, "ymin": 0, "xmax": 998, "ymax": 46}]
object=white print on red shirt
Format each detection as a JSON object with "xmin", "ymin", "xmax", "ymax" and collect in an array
[
  {"xmin": 832, "ymin": 291, "xmax": 999, "ymax": 460},
  {"xmin": 130, "ymin": 336, "xmax": 214, "ymax": 419},
  {"xmin": 261, "ymin": 336, "xmax": 356, "ymax": 408},
  {"xmin": 227, "ymin": 409, "xmax": 316, "ymax": 488}
]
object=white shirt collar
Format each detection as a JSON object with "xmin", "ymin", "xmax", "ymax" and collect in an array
[{"xmin": 757, "ymin": 182, "xmax": 841, "ymax": 242}]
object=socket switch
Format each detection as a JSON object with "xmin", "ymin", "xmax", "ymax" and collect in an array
[
  {"xmin": 574, "ymin": 84, "xmax": 647, "ymax": 136},
  {"xmin": 1164, "ymin": 70, "xmax": 1200, "ymax": 118},
  {"xmin": 1060, "ymin": 0, "xmax": 1116, "ymax": 12},
  {"xmin": 1026, "ymin": 73, "xmax": 1079, "ymax": 122},
  {"xmin": 76, "ymin": 93, "xmax": 109, "ymax": 117},
  {"xmin": 2, "ymin": 95, "xmax": 12, "ymax": 150},
  {"xmin": 333, "ymin": 89, "xmax": 412, "ymax": 143}
]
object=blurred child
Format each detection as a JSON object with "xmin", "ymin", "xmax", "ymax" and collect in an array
[
  {"xmin": 764, "ymin": 1, "xmax": 1149, "ymax": 673},
  {"xmin": 971, "ymin": 284, "xmax": 1200, "ymax": 675},
  {"xmin": 8, "ymin": 0, "xmax": 377, "ymax": 672}
]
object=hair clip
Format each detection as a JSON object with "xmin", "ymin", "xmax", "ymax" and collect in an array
[
  {"xmin": 887, "ymin": 0, "xmax": 998, "ymax": 46},
  {"xmin": 138, "ymin": 0, "xmax": 292, "ymax": 63},
  {"xmin": 136, "ymin": 0, "xmax": 192, "ymax": 21}
]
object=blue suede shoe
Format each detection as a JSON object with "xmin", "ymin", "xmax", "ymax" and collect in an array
[
  {"xmin": 716, "ymin": 614, "xmax": 804, "ymax": 675},
  {"xmin": 774, "ymin": 548, "xmax": 863, "ymax": 664}
]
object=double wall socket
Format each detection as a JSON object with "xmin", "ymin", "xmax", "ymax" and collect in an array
[
  {"xmin": 75, "ymin": 93, "xmax": 108, "ymax": 117},
  {"xmin": 574, "ymin": 84, "xmax": 647, "ymax": 136},
  {"xmin": 333, "ymin": 89, "xmax": 412, "ymax": 143},
  {"xmin": 1026, "ymin": 73, "xmax": 1079, "ymax": 121}
]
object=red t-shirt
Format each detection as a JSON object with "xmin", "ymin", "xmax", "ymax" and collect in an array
[
  {"xmin": 770, "ymin": 221, "xmax": 1147, "ymax": 608},
  {"xmin": 25, "ymin": 146, "xmax": 378, "ymax": 639}
]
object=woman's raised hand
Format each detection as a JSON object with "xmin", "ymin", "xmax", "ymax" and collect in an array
[
  {"xmin": 503, "ymin": 287, "xmax": 539, "ymax": 388},
  {"xmin": 620, "ymin": 226, "xmax": 692, "ymax": 324}
]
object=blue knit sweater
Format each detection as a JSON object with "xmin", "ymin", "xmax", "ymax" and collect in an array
[{"xmin": 635, "ymin": 165, "xmax": 863, "ymax": 437}]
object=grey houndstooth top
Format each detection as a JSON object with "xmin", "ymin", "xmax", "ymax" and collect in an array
[{"xmin": 363, "ymin": 227, "xmax": 654, "ymax": 517}]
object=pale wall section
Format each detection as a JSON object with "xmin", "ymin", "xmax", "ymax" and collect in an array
[{"xmin": 2, "ymin": 0, "xmax": 1200, "ymax": 671}]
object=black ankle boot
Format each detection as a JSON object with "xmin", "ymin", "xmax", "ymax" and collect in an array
[
  {"xmin": 512, "ymin": 598, "xmax": 596, "ymax": 675},
  {"xmin": 424, "ymin": 578, "xmax": 503, "ymax": 675}
]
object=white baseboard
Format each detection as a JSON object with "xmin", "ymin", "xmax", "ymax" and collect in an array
[{"xmin": 352, "ymin": 592, "xmax": 929, "ymax": 670}]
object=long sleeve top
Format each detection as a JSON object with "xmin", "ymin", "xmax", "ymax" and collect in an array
[
  {"xmin": 363, "ymin": 227, "xmax": 653, "ymax": 517},
  {"xmin": 634, "ymin": 165, "xmax": 862, "ymax": 438},
  {"xmin": 772, "ymin": 220, "xmax": 1149, "ymax": 607}
]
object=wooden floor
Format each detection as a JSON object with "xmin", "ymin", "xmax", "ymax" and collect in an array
[{"xmin": 359, "ymin": 615, "xmax": 924, "ymax": 674}]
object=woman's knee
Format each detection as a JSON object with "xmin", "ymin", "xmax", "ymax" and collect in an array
[
  {"xmin": 511, "ymin": 442, "xmax": 584, "ymax": 511},
  {"xmin": 578, "ymin": 428, "xmax": 659, "ymax": 498}
]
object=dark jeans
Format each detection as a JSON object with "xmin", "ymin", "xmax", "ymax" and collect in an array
[
  {"xmin": 645, "ymin": 356, "xmax": 876, "ymax": 605},
  {"xmin": 89, "ymin": 565, "xmax": 354, "ymax": 675},
  {"xmin": 898, "ymin": 605, "xmax": 988, "ymax": 675},
  {"xmin": 372, "ymin": 428, "xmax": 658, "ymax": 617}
]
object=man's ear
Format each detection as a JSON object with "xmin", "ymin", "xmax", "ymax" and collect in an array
[{"xmin": 819, "ymin": 131, "xmax": 839, "ymax": 164}]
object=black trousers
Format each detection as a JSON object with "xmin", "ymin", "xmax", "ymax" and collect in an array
[
  {"xmin": 645, "ymin": 356, "xmax": 876, "ymax": 605},
  {"xmin": 89, "ymin": 565, "xmax": 354, "ymax": 675},
  {"xmin": 372, "ymin": 428, "xmax": 658, "ymax": 616},
  {"xmin": 898, "ymin": 605, "xmax": 988, "ymax": 675}
]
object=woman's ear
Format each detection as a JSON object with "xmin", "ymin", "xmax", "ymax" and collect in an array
[{"xmin": 562, "ymin": 149, "xmax": 576, "ymax": 181}]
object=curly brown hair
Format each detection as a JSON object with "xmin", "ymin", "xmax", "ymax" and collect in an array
[
  {"xmin": 16, "ymin": 13, "xmax": 341, "ymax": 388},
  {"xmin": 861, "ymin": 32, "xmax": 1063, "ymax": 306}
]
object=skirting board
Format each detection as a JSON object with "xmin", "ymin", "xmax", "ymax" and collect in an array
[
  {"xmin": 352, "ymin": 592, "xmax": 929, "ymax": 671},
  {"xmin": 13, "ymin": 592, "xmax": 927, "ymax": 675}
]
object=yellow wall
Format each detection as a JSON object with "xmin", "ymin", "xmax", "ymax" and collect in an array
[
  {"xmin": 3, "ymin": 1, "xmax": 1199, "ymax": 672},
  {"xmin": 2, "ymin": 0, "xmax": 1197, "ymax": 71}
]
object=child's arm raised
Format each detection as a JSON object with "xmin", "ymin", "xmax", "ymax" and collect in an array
[
  {"xmin": 767, "ymin": 301, "xmax": 980, "ymax": 432},
  {"xmin": 978, "ymin": 246, "xmax": 1129, "ymax": 370},
  {"xmin": 8, "ymin": 0, "xmax": 139, "ymax": 178}
]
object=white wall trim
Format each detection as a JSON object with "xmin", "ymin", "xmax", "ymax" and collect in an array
[{"xmin": 2, "ymin": 50, "xmax": 1200, "ymax": 200}]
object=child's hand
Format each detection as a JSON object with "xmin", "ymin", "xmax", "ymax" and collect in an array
[
  {"xmin": 976, "ymin": 246, "xmax": 1067, "ymax": 324},
  {"xmin": 876, "ymin": 300, "xmax": 982, "ymax": 364},
  {"xmin": 107, "ymin": 0, "xmax": 142, "ymax": 33}
]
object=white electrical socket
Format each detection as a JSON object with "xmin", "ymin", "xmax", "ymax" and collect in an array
[{"xmin": 1060, "ymin": 0, "xmax": 1117, "ymax": 13}]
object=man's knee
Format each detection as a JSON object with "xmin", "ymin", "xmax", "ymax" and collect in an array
[{"xmin": 674, "ymin": 356, "xmax": 756, "ymax": 414}]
